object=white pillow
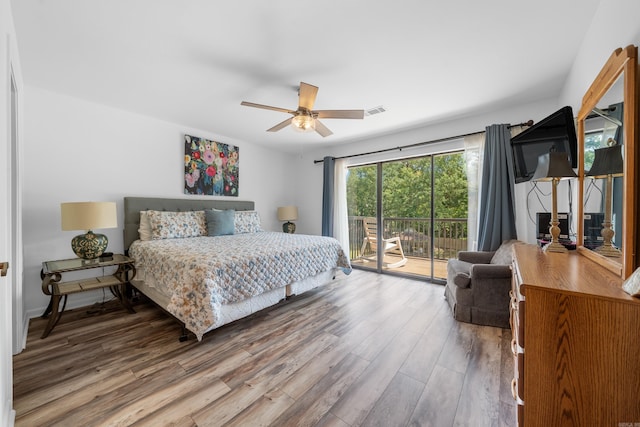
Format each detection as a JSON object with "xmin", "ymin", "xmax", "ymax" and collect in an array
[
  {"xmin": 147, "ymin": 210, "xmax": 207, "ymax": 240},
  {"xmin": 234, "ymin": 210, "xmax": 262, "ymax": 234},
  {"xmin": 138, "ymin": 211, "xmax": 152, "ymax": 241}
]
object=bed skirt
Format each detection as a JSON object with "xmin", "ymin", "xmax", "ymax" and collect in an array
[{"xmin": 130, "ymin": 268, "xmax": 338, "ymax": 338}]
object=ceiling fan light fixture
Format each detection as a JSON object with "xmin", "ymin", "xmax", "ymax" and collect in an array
[
  {"xmin": 291, "ymin": 113, "xmax": 315, "ymax": 133},
  {"xmin": 241, "ymin": 82, "xmax": 364, "ymax": 137}
]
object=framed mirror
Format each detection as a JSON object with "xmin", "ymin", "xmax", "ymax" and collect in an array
[{"xmin": 577, "ymin": 45, "xmax": 638, "ymax": 278}]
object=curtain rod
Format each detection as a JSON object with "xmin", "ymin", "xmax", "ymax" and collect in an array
[{"xmin": 312, "ymin": 120, "xmax": 534, "ymax": 164}]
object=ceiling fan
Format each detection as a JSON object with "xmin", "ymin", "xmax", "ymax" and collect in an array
[{"xmin": 241, "ymin": 82, "xmax": 364, "ymax": 137}]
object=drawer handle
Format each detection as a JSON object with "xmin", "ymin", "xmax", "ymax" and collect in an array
[
  {"xmin": 511, "ymin": 336, "xmax": 524, "ymax": 354},
  {"xmin": 511, "ymin": 378, "xmax": 525, "ymax": 405}
]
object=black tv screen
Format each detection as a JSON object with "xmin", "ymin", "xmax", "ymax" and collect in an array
[{"xmin": 511, "ymin": 106, "xmax": 577, "ymax": 183}]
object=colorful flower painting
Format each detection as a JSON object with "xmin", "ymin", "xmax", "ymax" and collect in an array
[{"xmin": 184, "ymin": 134, "xmax": 239, "ymax": 196}]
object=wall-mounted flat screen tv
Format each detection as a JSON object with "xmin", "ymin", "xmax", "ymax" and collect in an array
[{"xmin": 511, "ymin": 106, "xmax": 577, "ymax": 183}]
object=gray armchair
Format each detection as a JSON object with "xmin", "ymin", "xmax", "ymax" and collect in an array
[{"xmin": 444, "ymin": 240, "xmax": 521, "ymax": 329}]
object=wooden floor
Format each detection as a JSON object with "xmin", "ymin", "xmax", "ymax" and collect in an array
[
  {"xmin": 351, "ymin": 255, "xmax": 448, "ymax": 279},
  {"xmin": 13, "ymin": 270, "xmax": 515, "ymax": 427}
]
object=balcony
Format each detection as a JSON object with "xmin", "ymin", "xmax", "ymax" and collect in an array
[{"xmin": 348, "ymin": 216, "xmax": 468, "ymax": 279}]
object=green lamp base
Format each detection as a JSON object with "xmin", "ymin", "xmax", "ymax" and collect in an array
[
  {"xmin": 282, "ymin": 221, "xmax": 296, "ymax": 234},
  {"xmin": 71, "ymin": 231, "xmax": 108, "ymax": 259}
]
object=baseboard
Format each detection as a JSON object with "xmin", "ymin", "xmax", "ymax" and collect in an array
[
  {"xmin": 12, "ymin": 310, "xmax": 30, "ymax": 355},
  {"xmin": 19, "ymin": 315, "xmax": 29, "ymax": 353},
  {"xmin": 2, "ymin": 400, "xmax": 15, "ymax": 427}
]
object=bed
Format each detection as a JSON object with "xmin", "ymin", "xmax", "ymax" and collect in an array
[{"xmin": 123, "ymin": 197, "xmax": 351, "ymax": 341}]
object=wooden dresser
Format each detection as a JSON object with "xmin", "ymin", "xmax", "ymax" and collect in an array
[{"xmin": 510, "ymin": 243, "xmax": 640, "ymax": 426}]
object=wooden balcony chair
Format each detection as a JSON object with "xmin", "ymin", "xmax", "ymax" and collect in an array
[{"xmin": 360, "ymin": 217, "xmax": 407, "ymax": 268}]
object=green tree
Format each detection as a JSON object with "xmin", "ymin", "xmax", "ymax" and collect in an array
[
  {"xmin": 347, "ymin": 152, "xmax": 468, "ymax": 220},
  {"xmin": 382, "ymin": 158, "xmax": 431, "ymax": 218},
  {"xmin": 433, "ymin": 153, "xmax": 467, "ymax": 219},
  {"xmin": 346, "ymin": 164, "xmax": 377, "ymax": 217},
  {"xmin": 584, "ymin": 131, "xmax": 603, "ymax": 171}
]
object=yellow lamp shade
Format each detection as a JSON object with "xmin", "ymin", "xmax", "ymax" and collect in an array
[{"xmin": 61, "ymin": 202, "xmax": 117, "ymax": 259}]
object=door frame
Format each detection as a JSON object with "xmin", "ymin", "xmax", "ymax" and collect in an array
[
  {"xmin": 8, "ymin": 33, "xmax": 25, "ymax": 355},
  {"xmin": 2, "ymin": 30, "xmax": 25, "ymax": 427}
]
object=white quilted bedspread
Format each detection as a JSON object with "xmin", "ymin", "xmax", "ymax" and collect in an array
[{"xmin": 129, "ymin": 232, "xmax": 351, "ymax": 340}]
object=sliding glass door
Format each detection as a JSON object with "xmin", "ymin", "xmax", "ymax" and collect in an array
[
  {"xmin": 346, "ymin": 164, "xmax": 378, "ymax": 272},
  {"xmin": 432, "ymin": 152, "xmax": 468, "ymax": 278},
  {"xmin": 347, "ymin": 151, "xmax": 467, "ymax": 282},
  {"xmin": 381, "ymin": 157, "xmax": 432, "ymax": 276}
]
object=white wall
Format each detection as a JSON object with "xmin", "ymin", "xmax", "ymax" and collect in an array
[
  {"xmin": 21, "ymin": 86, "xmax": 298, "ymax": 317},
  {"xmin": 559, "ymin": 0, "xmax": 640, "ymax": 110},
  {"xmin": 292, "ymin": 0, "xmax": 640, "ymax": 245},
  {"xmin": 291, "ymin": 97, "xmax": 558, "ymax": 243},
  {"xmin": 557, "ymin": 0, "xmax": 640, "ymax": 244}
]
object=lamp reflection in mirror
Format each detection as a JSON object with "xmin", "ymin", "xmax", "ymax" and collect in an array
[
  {"xmin": 277, "ymin": 206, "xmax": 298, "ymax": 233},
  {"xmin": 532, "ymin": 151, "xmax": 577, "ymax": 253},
  {"xmin": 585, "ymin": 141, "xmax": 623, "ymax": 257},
  {"xmin": 61, "ymin": 202, "xmax": 117, "ymax": 259}
]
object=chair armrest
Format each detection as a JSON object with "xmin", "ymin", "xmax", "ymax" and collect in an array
[
  {"xmin": 458, "ymin": 251, "xmax": 495, "ymax": 264},
  {"xmin": 468, "ymin": 265, "xmax": 513, "ymax": 311},
  {"xmin": 469, "ymin": 264, "xmax": 512, "ymax": 280}
]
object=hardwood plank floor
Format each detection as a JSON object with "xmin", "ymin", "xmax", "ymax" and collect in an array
[
  {"xmin": 13, "ymin": 270, "xmax": 515, "ymax": 427},
  {"xmin": 351, "ymin": 256, "xmax": 448, "ymax": 279}
]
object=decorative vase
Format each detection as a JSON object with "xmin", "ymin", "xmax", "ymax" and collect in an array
[
  {"xmin": 71, "ymin": 231, "xmax": 108, "ymax": 259},
  {"xmin": 282, "ymin": 221, "xmax": 296, "ymax": 234}
]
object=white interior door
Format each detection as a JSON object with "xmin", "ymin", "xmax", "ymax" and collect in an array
[{"xmin": 1, "ymin": 31, "xmax": 19, "ymax": 427}]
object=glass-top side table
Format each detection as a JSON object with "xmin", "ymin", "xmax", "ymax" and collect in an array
[
  {"xmin": 40, "ymin": 254, "xmax": 136, "ymax": 338},
  {"xmin": 42, "ymin": 254, "xmax": 132, "ymax": 274}
]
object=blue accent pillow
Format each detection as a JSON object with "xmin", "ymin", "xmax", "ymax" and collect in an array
[{"xmin": 206, "ymin": 209, "xmax": 235, "ymax": 236}]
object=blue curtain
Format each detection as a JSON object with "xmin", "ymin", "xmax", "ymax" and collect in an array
[
  {"xmin": 477, "ymin": 124, "xmax": 518, "ymax": 251},
  {"xmin": 322, "ymin": 156, "xmax": 335, "ymax": 236}
]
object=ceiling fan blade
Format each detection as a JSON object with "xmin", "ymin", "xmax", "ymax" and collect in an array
[
  {"xmin": 314, "ymin": 119, "xmax": 333, "ymax": 137},
  {"xmin": 298, "ymin": 82, "xmax": 318, "ymax": 111},
  {"xmin": 241, "ymin": 101, "xmax": 293, "ymax": 114},
  {"xmin": 315, "ymin": 109, "xmax": 365, "ymax": 119},
  {"xmin": 267, "ymin": 117, "xmax": 293, "ymax": 132}
]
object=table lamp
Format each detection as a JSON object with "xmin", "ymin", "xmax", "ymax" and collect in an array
[
  {"xmin": 277, "ymin": 206, "xmax": 298, "ymax": 234},
  {"xmin": 61, "ymin": 201, "xmax": 118, "ymax": 259},
  {"xmin": 531, "ymin": 151, "xmax": 577, "ymax": 253},
  {"xmin": 585, "ymin": 142, "xmax": 623, "ymax": 257}
]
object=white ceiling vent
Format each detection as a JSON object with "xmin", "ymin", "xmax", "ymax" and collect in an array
[{"xmin": 365, "ymin": 105, "xmax": 387, "ymax": 116}]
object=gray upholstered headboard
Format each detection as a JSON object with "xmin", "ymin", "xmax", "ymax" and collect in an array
[{"xmin": 123, "ymin": 197, "xmax": 255, "ymax": 252}]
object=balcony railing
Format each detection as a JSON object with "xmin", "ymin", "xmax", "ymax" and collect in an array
[{"xmin": 348, "ymin": 216, "xmax": 468, "ymax": 261}]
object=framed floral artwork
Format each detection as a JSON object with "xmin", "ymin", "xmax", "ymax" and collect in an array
[{"xmin": 184, "ymin": 134, "xmax": 239, "ymax": 196}]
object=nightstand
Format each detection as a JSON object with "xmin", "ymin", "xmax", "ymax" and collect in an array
[{"xmin": 40, "ymin": 254, "xmax": 136, "ymax": 338}]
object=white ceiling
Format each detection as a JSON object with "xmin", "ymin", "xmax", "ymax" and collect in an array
[{"xmin": 11, "ymin": 0, "xmax": 602, "ymax": 152}]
